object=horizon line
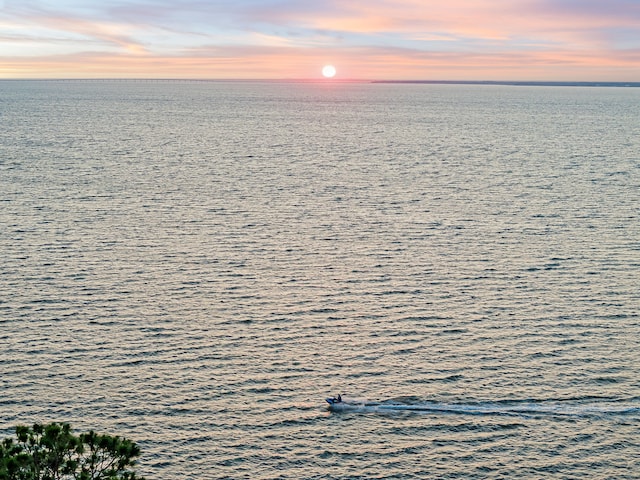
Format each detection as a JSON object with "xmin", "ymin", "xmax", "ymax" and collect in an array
[{"xmin": 1, "ymin": 78, "xmax": 639, "ymax": 87}]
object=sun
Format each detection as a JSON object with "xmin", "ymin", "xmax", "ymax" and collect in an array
[{"xmin": 322, "ymin": 65, "xmax": 336, "ymax": 78}]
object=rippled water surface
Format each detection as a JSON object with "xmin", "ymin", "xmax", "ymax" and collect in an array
[{"xmin": 1, "ymin": 80, "xmax": 639, "ymax": 479}]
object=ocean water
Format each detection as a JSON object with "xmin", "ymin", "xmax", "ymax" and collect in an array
[{"xmin": 1, "ymin": 80, "xmax": 639, "ymax": 479}]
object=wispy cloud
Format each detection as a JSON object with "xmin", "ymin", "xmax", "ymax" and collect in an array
[{"xmin": 1, "ymin": 0, "xmax": 639, "ymax": 79}]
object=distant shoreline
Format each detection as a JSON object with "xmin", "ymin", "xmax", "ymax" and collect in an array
[{"xmin": 372, "ymin": 80, "xmax": 640, "ymax": 87}]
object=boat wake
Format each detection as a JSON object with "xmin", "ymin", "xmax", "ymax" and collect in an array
[{"xmin": 326, "ymin": 397, "xmax": 640, "ymax": 418}]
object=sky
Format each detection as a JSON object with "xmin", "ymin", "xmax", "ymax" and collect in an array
[{"xmin": 1, "ymin": 0, "xmax": 639, "ymax": 80}]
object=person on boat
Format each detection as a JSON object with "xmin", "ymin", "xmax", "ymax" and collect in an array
[{"xmin": 326, "ymin": 394, "xmax": 343, "ymax": 405}]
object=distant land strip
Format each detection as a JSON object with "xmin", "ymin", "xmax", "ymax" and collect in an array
[{"xmin": 372, "ymin": 80, "xmax": 640, "ymax": 87}]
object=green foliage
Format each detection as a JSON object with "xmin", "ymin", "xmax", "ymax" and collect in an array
[{"xmin": 0, "ymin": 423, "xmax": 145, "ymax": 480}]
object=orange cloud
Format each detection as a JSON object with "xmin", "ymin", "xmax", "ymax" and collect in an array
[{"xmin": 2, "ymin": 43, "xmax": 639, "ymax": 81}]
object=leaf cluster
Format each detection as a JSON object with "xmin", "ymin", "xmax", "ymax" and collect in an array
[{"xmin": 0, "ymin": 423, "xmax": 144, "ymax": 480}]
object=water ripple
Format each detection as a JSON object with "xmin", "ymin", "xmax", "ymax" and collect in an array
[{"xmin": 1, "ymin": 80, "xmax": 639, "ymax": 479}]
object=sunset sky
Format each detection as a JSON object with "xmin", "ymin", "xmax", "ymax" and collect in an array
[{"xmin": 1, "ymin": 0, "xmax": 639, "ymax": 80}]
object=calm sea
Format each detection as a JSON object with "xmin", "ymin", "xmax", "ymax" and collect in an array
[{"xmin": 1, "ymin": 80, "xmax": 639, "ymax": 479}]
